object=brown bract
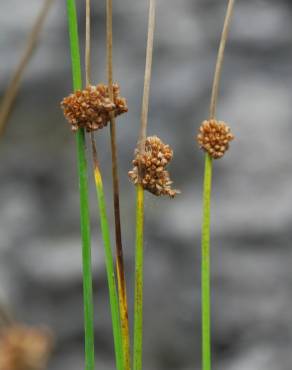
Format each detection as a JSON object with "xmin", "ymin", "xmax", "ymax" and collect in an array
[
  {"xmin": 0, "ymin": 325, "xmax": 53, "ymax": 370},
  {"xmin": 197, "ymin": 119, "xmax": 234, "ymax": 159},
  {"xmin": 61, "ymin": 83, "xmax": 128, "ymax": 132},
  {"xmin": 128, "ymin": 136, "xmax": 179, "ymax": 198}
]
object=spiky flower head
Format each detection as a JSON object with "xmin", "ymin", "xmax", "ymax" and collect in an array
[
  {"xmin": 128, "ymin": 136, "xmax": 179, "ymax": 198},
  {"xmin": 197, "ymin": 119, "xmax": 234, "ymax": 159},
  {"xmin": 0, "ymin": 325, "xmax": 53, "ymax": 370},
  {"xmin": 61, "ymin": 83, "xmax": 128, "ymax": 132}
]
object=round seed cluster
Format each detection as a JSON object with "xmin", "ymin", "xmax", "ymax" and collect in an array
[
  {"xmin": 197, "ymin": 119, "xmax": 234, "ymax": 159},
  {"xmin": 61, "ymin": 83, "xmax": 128, "ymax": 132},
  {"xmin": 0, "ymin": 325, "xmax": 52, "ymax": 370},
  {"xmin": 128, "ymin": 136, "xmax": 179, "ymax": 198}
]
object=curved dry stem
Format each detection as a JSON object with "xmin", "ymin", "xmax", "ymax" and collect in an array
[
  {"xmin": 209, "ymin": 0, "xmax": 235, "ymax": 119},
  {"xmin": 0, "ymin": 0, "xmax": 54, "ymax": 137}
]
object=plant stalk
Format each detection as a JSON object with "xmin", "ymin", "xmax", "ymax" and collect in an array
[
  {"xmin": 91, "ymin": 134, "xmax": 124, "ymax": 370},
  {"xmin": 133, "ymin": 1, "xmax": 156, "ymax": 370},
  {"xmin": 0, "ymin": 0, "xmax": 54, "ymax": 137},
  {"xmin": 138, "ymin": 0, "xmax": 156, "ymax": 155},
  {"xmin": 66, "ymin": 1, "xmax": 95, "ymax": 370},
  {"xmin": 106, "ymin": 1, "xmax": 131, "ymax": 368},
  {"xmin": 201, "ymin": 154, "xmax": 212, "ymax": 370},
  {"xmin": 209, "ymin": 0, "xmax": 235, "ymax": 120},
  {"xmin": 85, "ymin": 0, "xmax": 91, "ymax": 86},
  {"xmin": 201, "ymin": 2, "xmax": 235, "ymax": 370},
  {"xmin": 133, "ymin": 184, "xmax": 144, "ymax": 370}
]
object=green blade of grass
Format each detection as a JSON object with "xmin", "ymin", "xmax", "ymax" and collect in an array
[
  {"xmin": 201, "ymin": 154, "xmax": 213, "ymax": 370},
  {"xmin": 91, "ymin": 136, "xmax": 124, "ymax": 370},
  {"xmin": 133, "ymin": 184, "xmax": 144, "ymax": 370},
  {"xmin": 66, "ymin": 1, "xmax": 95, "ymax": 370}
]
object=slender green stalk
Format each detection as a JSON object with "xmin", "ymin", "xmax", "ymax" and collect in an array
[
  {"xmin": 106, "ymin": 1, "xmax": 131, "ymax": 368},
  {"xmin": 133, "ymin": 2, "xmax": 156, "ymax": 370},
  {"xmin": 201, "ymin": 154, "xmax": 212, "ymax": 370},
  {"xmin": 66, "ymin": 2, "xmax": 95, "ymax": 370},
  {"xmin": 91, "ymin": 135, "xmax": 124, "ymax": 370},
  {"xmin": 200, "ymin": 2, "xmax": 235, "ymax": 370},
  {"xmin": 133, "ymin": 184, "xmax": 144, "ymax": 370}
]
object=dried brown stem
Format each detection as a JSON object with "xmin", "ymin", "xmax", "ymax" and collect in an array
[
  {"xmin": 90, "ymin": 132, "xmax": 99, "ymax": 170},
  {"xmin": 106, "ymin": 1, "xmax": 131, "ymax": 369},
  {"xmin": 209, "ymin": 0, "xmax": 235, "ymax": 120},
  {"xmin": 0, "ymin": 0, "xmax": 54, "ymax": 138}
]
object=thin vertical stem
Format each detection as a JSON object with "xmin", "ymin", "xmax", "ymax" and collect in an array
[
  {"xmin": 85, "ymin": 0, "xmax": 91, "ymax": 86},
  {"xmin": 201, "ymin": 154, "xmax": 212, "ymax": 370},
  {"xmin": 138, "ymin": 0, "xmax": 156, "ymax": 154},
  {"xmin": 133, "ymin": 184, "xmax": 144, "ymax": 370},
  {"xmin": 66, "ymin": 2, "xmax": 95, "ymax": 370},
  {"xmin": 0, "ymin": 0, "xmax": 54, "ymax": 137},
  {"xmin": 106, "ymin": 1, "xmax": 131, "ymax": 368},
  {"xmin": 209, "ymin": 0, "xmax": 235, "ymax": 119},
  {"xmin": 91, "ymin": 134, "xmax": 124, "ymax": 370},
  {"xmin": 133, "ymin": 1, "xmax": 156, "ymax": 370},
  {"xmin": 201, "ymin": 2, "xmax": 235, "ymax": 370}
]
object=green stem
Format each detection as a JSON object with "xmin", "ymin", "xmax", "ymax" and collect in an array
[
  {"xmin": 66, "ymin": 2, "xmax": 95, "ymax": 370},
  {"xmin": 201, "ymin": 154, "xmax": 213, "ymax": 370},
  {"xmin": 133, "ymin": 184, "xmax": 144, "ymax": 370},
  {"xmin": 91, "ymin": 136, "xmax": 124, "ymax": 370}
]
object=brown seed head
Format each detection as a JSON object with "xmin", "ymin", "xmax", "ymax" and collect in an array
[
  {"xmin": 197, "ymin": 119, "xmax": 234, "ymax": 159},
  {"xmin": 0, "ymin": 325, "xmax": 53, "ymax": 370},
  {"xmin": 128, "ymin": 136, "xmax": 179, "ymax": 198},
  {"xmin": 61, "ymin": 83, "xmax": 128, "ymax": 132}
]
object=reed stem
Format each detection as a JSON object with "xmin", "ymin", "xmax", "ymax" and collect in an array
[
  {"xmin": 201, "ymin": 2, "xmax": 235, "ymax": 370},
  {"xmin": 66, "ymin": 1, "xmax": 95, "ymax": 370},
  {"xmin": 105, "ymin": 1, "xmax": 131, "ymax": 369},
  {"xmin": 0, "ymin": 0, "xmax": 54, "ymax": 137},
  {"xmin": 201, "ymin": 154, "xmax": 212, "ymax": 370},
  {"xmin": 91, "ymin": 134, "xmax": 124, "ymax": 370},
  {"xmin": 133, "ymin": 2, "xmax": 156, "ymax": 370},
  {"xmin": 209, "ymin": 0, "xmax": 235, "ymax": 120},
  {"xmin": 133, "ymin": 184, "xmax": 144, "ymax": 370},
  {"xmin": 85, "ymin": 0, "xmax": 91, "ymax": 86},
  {"xmin": 138, "ymin": 0, "xmax": 156, "ymax": 155}
]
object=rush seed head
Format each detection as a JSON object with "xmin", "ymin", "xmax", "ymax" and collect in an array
[
  {"xmin": 197, "ymin": 119, "xmax": 234, "ymax": 159},
  {"xmin": 61, "ymin": 83, "xmax": 128, "ymax": 132},
  {"xmin": 128, "ymin": 136, "xmax": 179, "ymax": 198},
  {"xmin": 0, "ymin": 325, "xmax": 53, "ymax": 370}
]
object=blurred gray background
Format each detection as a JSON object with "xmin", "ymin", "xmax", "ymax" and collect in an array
[{"xmin": 1, "ymin": 0, "xmax": 292, "ymax": 369}]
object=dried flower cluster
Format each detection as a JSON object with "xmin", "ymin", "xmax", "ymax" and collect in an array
[
  {"xmin": 0, "ymin": 325, "xmax": 52, "ymax": 370},
  {"xmin": 128, "ymin": 136, "xmax": 179, "ymax": 198},
  {"xmin": 61, "ymin": 83, "xmax": 128, "ymax": 132},
  {"xmin": 197, "ymin": 119, "xmax": 234, "ymax": 159}
]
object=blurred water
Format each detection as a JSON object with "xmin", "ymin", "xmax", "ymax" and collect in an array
[{"xmin": 1, "ymin": 0, "xmax": 292, "ymax": 369}]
